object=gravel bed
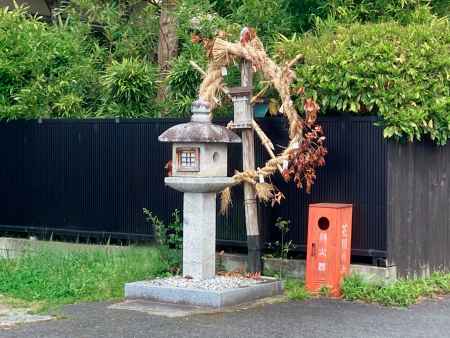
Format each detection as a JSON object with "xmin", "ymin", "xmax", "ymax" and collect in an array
[{"xmin": 144, "ymin": 276, "xmax": 264, "ymax": 291}]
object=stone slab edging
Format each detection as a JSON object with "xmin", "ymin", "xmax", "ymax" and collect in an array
[{"xmin": 218, "ymin": 253, "xmax": 397, "ymax": 283}]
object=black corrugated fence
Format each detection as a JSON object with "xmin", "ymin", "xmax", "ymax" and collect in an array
[{"xmin": 0, "ymin": 116, "xmax": 387, "ymax": 259}]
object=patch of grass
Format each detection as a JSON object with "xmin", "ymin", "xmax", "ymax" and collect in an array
[
  {"xmin": 342, "ymin": 273, "xmax": 450, "ymax": 307},
  {"xmin": 0, "ymin": 245, "xmax": 173, "ymax": 310},
  {"xmin": 284, "ymin": 279, "xmax": 310, "ymax": 301}
]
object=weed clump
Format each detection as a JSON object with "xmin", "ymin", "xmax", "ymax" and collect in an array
[
  {"xmin": 284, "ymin": 279, "xmax": 310, "ymax": 301},
  {"xmin": 342, "ymin": 273, "xmax": 450, "ymax": 307}
]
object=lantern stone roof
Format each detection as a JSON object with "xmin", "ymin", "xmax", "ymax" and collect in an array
[
  {"xmin": 158, "ymin": 99, "xmax": 241, "ymax": 144},
  {"xmin": 158, "ymin": 122, "xmax": 241, "ymax": 143}
]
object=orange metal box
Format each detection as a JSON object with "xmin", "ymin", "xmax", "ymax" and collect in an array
[{"xmin": 305, "ymin": 203, "xmax": 353, "ymax": 297}]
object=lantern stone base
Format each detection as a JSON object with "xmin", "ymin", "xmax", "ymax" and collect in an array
[{"xmin": 124, "ymin": 278, "xmax": 283, "ymax": 308}]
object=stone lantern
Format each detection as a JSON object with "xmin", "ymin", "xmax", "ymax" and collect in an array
[{"xmin": 158, "ymin": 99, "xmax": 241, "ymax": 280}]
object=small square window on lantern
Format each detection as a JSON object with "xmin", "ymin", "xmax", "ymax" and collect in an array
[{"xmin": 177, "ymin": 147, "xmax": 200, "ymax": 172}]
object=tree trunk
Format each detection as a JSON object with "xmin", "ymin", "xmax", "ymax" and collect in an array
[{"xmin": 157, "ymin": 0, "xmax": 178, "ymax": 114}]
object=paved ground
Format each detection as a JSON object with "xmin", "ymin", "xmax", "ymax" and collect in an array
[
  {"xmin": 1, "ymin": 297, "xmax": 450, "ymax": 338},
  {"xmin": 0, "ymin": 302, "xmax": 53, "ymax": 329}
]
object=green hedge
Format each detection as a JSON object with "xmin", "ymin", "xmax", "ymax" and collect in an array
[{"xmin": 278, "ymin": 16, "xmax": 450, "ymax": 144}]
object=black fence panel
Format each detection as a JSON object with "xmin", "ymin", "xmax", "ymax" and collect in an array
[
  {"xmin": 0, "ymin": 117, "xmax": 387, "ymax": 256},
  {"xmin": 1, "ymin": 119, "xmax": 183, "ymax": 240},
  {"xmin": 258, "ymin": 117, "xmax": 387, "ymax": 258}
]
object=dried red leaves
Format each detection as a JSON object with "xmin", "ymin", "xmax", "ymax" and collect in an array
[
  {"xmin": 304, "ymin": 98, "xmax": 320, "ymax": 126},
  {"xmin": 282, "ymin": 99, "xmax": 327, "ymax": 193}
]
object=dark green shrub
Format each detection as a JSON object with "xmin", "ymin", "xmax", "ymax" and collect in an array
[
  {"xmin": 212, "ymin": 0, "xmax": 242, "ymax": 17},
  {"xmin": 318, "ymin": 0, "xmax": 433, "ymax": 25},
  {"xmin": 176, "ymin": 0, "xmax": 234, "ymax": 41},
  {"xmin": 63, "ymin": 0, "xmax": 160, "ymax": 61},
  {"xmin": 279, "ymin": 0, "xmax": 448, "ymax": 33},
  {"xmin": 431, "ymin": 0, "xmax": 450, "ymax": 17},
  {"xmin": 230, "ymin": 0, "xmax": 293, "ymax": 44},
  {"xmin": 167, "ymin": 44, "xmax": 206, "ymax": 100},
  {"xmin": 165, "ymin": 43, "xmax": 207, "ymax": 116},
  {"xmin": 101, "ymin": 57, "xmax": 158, "ymax": 117},
  {"xmin": 275, "ymin": 16, "xmax": 450, "ymax": 144}
]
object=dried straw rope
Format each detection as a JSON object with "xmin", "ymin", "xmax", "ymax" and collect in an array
[{"xmin": 195, "ymin": 31, "xmax": 306, "ymax": 210}]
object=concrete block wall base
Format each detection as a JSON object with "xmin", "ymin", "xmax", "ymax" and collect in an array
[
  {"xmin": 125, "ymin": 278, "xmax": 283, "ymax": 308},
  {"xmin": 218, "ymin": 253, "xmax": 397, "ymax": 283}
]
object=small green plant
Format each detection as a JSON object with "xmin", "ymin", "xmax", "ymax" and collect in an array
[
  {"xmin": 284, "ymin": 279, "xmax": 310, "ymax": 301},
  {"xmin": 143, "ymin": 209, "xmax": 182, "ymax": 250},
  {"xmin": 143, "ymin": 209, "xmax": 182, "ymax": 274},
  {"xmin": 217, "ymin": 250, "xmax": 225, "ymax": 272},
  {"xmin": 270, "ymin": 217, "xmax": 295, "ymax": 278}
]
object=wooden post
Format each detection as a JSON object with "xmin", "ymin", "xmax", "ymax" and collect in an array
[{"xmin": 240, "ymin": 61, "xmax": 261, "ymax": 273}]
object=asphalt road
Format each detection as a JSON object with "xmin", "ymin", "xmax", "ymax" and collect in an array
[{"xmin": 1, "ymin": 297, "xmax": 449, "ymax": 338}]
